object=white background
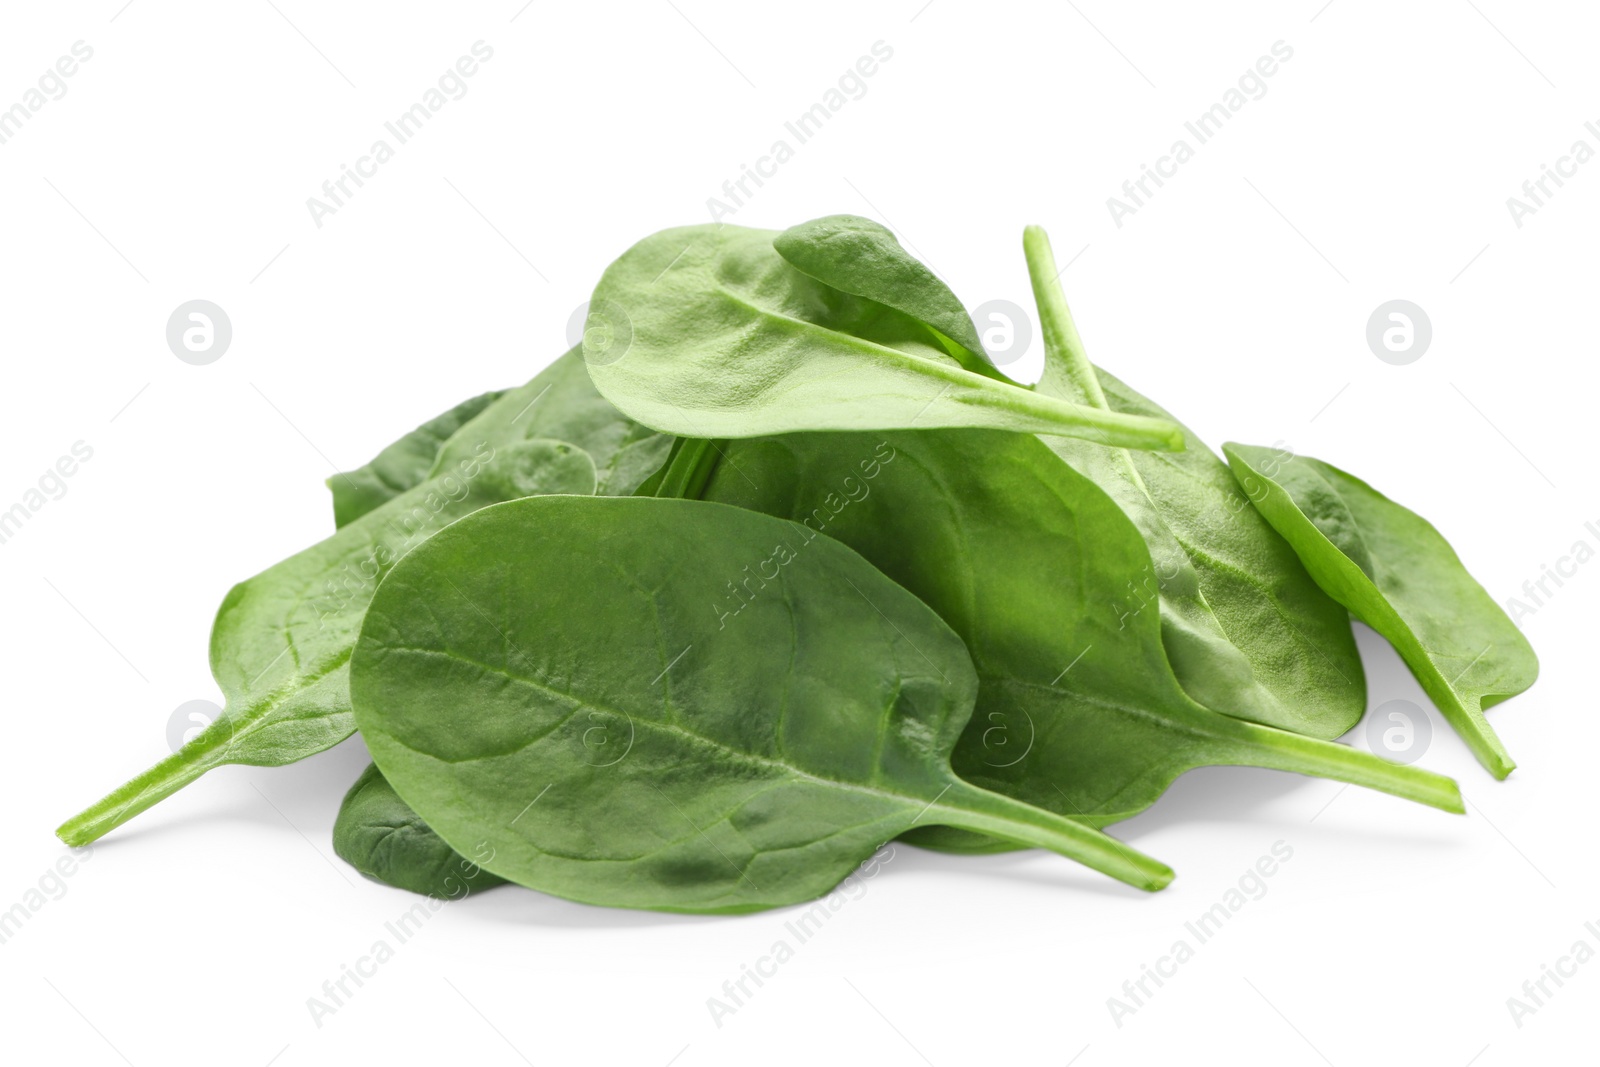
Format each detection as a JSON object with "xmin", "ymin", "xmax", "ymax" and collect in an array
[{"xmin": 2, "ymin": 2, "xmax": 1595, "ymax": 1064}]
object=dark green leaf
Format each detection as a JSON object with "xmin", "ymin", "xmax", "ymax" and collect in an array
[
  {"xmin": 1023, "ymin": 226, "xmax": 1366, "ymax": 739},
  {"xmin": 701, "ymin": 429, "xmax": 1463, "ymax": 856},
  {"xmin": 352, "ymin": 495, "xmax": 1176, "ymax": 913},
  {"xmin": 334, "ymin": 763, "xmax": 509, "ymax": 899}
]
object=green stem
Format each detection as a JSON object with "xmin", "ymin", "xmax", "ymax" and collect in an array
[
  {"xmin": 56, "ymin": 720, "xmax": 237, "ymax": 846},
  {"xmin": 1209, "ymin": 717, "xmax": 1464, "ymax": 813},
  {"xmin": 963, "ymin": 386, "xmax": 1183, "ymax": 451},
  {"xmin": 934, "ymin": 781, "xmax": 1174, "ymax": 891},
  {"xmin": 1428, "ymin": 688, "xmax": 1515, "ymax": 781},
  {"xmin": 1023, "ymin": 224, "xmax": 1108, "ymax": 407},
  {"xmin": 655, "ymin": 438, "xmax": 725, "ymax": 500}
]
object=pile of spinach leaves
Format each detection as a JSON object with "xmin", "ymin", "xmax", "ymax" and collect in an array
[{"xmin": 58, "ymin": 216, "xmax": 1537, "ymax": 914}]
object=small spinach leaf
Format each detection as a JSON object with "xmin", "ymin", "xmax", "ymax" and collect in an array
[
  {"xmin": 428, "ymin": 346, "xmax": 672, "ymax": 499},
  {"xmin": 701, "ymin": 429, "xmax": 1462, "ymax": 857},
  {"xmin": 330, "ymin": 347, "xmax": 671, "ymax": 528},
  {"xmin": 55, "ymin": 440, "xmax": 598, "ymax": 846},
  {"xmin": 585, "ymin": 222, "xmax": 1184, "ymax": 450},
  {"xmin": 329, "ymin": 390, "xmax": 505, "ymax": 527},
  {"xmin": 334, "ymin": 763, "xmax": 508, "ymax": 899},
  {"xmin": 352, "ymin": 495, "xmax": 1176, "ymax": 912},
  {"xmin": 1224, "ymin": 443, "xmax": 1539, "ymax": 779},
  {"xmin": 1022, "ymin": 226, "xmax": 1366, "ymax": 740},
  {"xmin": 772, "ymin": 214, "xmax": 1000, "ymax": 378}
]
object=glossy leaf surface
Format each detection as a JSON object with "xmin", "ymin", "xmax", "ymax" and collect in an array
[
  {"xmin": 353, "ymin": 496, "xmax": 1176, "ymax": 912},
  {"xmin": 701, "ymin": 430, "xmax": 1463, "ymax": 855}
]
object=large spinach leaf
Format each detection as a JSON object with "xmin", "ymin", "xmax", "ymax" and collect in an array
[
  {"xmin": 700, "ymin": 430, "xmax": 1462, "ymax": 855},
  {"xmin": 333, "ymin": 763, "xmax": 508, "ymax": 899},
  {"xmin": 352, "ymin": 495, "xmax": 1177, "ymax": 912},
  {"xmin": 1224, "ymin": 443, "xmax": 1538, "ymax": 778},
  {"xmin": 55, "ymin": 440, "xmax": 598, "ymax": 846},
  {"xmin": 584, "ymin": 222, "xmax": 1184, "ymax": 450},
  {"xmin": 1020, "ymin": 227, "xmax": 1366, "ymax": 739}
]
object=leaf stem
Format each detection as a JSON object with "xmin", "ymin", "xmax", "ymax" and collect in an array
[
  {"xmin": 1208, "ymin": 717, "xmax": 1464, "ymax": 813},
  {"xmin": 655, "ymin": 438, "xmax": 724, "ymax": 500},
  {"xmin": 55, "ymin": 720, "xmax": 235, "ymax": 846},
  {"xmin": 1023, "ymin": 224, "xmax": 1108, "ymax": 407},
  {"xmin": 958, "ymin": 385, "xmax": 1184, "ymax": 451},
  {"xmin": 935, "ymin": 781, "xmax": 1175, "ymax": 891}
]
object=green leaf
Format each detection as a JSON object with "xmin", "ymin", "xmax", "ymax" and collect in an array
[
  {"xmin": 1023, "ymin": 226, "xmax": 1366, "ymax": 739},
  {"xmin": 700, "ymin": 430, "xmax": 1463, "ymax": 856},
  {"xmin": 1223, "ymin": 443, "xmax": 1539, "ymax": 779},
  {"xmin": 334, "ymin": 763, "xmax": 509, "ymax": 899},
  {"xmin": 428, "ymin": 346, "xmax": 672, "ymax": 499},
  {"xmin": 352, "ymin": 495, "xmax": 1176, "ymax": 912},
  {"xmin": 328, "ymin": 390, "xmax": 505, "ymax": 527},
  {"xmin": 55, "ymin": 440, "xmax": 598, "ymax": 847},
  {"xmin": 772, "ymin": 214, "xmax": 1001, "ymax": 378},
  {"xmin": 328, "ymin": 347, "xmax": 671, "ymax": 529},
  {"xmin": 584, "ymin": 222, "xmax": 1184, "ymax": 450}
]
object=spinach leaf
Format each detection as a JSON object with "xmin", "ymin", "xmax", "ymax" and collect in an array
[
  {"xmin": 772, "ymin": 214, "xmax": 1001, "ymax": 379},
  {"xmin": 334, "ymin": 763, "xmax": 509, "ymax": 899},
  {"xmin": 700, "ymin": 429, "xmax": 1462, "ymax": 856},
  {"xmin": 55, "ymin": 440, "xmax": 598, "ymax": 847},
  {"xmin": 328, "ymin": 390, "xmax": 505, "ymax": 527},
  {"xmin": 352, "ymin": 495, "xmax": 1177, "ymax": 911},
  {"xmin": 1021, "ymin": 227, "xmax": 1366, "ymax": 740},
  {"xmin": 584, "ymin": 222, "xmax": 1184, "ymax": 450},
  {"xmin": 329, "ymin": 347, "xmax": 671, "ymax": 530},
  {"xmin": 426, "ymin": 346, "xmax": 672, "ymax": 499},
  {"xmin": 1224, "ymin": 443, "xmax": 1538, "ymax": 779}
]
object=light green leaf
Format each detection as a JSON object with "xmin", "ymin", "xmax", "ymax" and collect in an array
[{"xmin": 1224, "ymin": 442, "xmax": 1538, "ymax": 778}]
